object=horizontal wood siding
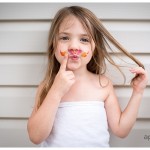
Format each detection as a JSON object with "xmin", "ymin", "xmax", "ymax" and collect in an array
[{"xmin": 0, "ymin": 3, "xmax": 150, "ymax": 147}]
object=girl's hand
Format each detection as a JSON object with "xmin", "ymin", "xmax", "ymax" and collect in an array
[
  {"xmin": 52, "ymin": 54, "xmax": 75, "ymax": 98},
  {"xmin": 130, "ymin": 67, "xmax": 149, "ymax": 93}
]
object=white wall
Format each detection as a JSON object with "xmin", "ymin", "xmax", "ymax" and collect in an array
[{"xmin": 0, "ymin": 3, "xmax": 150, "ymax": 147}]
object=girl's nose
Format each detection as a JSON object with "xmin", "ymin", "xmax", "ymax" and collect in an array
[
  {"xmin": 68, "ymin": 49, "xmax": 82, "ymax": 55},
  {"xmin": 68, "ymin": 39, "xmax": 79, "ymax": 50}
]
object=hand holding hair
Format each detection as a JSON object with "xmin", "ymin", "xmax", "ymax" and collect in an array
[{"xmin": 130, "ymin": 67, "xmax": 148, "ymax": 93}]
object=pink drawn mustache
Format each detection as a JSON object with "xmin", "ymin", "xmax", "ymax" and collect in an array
[{"xmin": 60, "ymin": 49, "xmax": 89, "ymax": 57}]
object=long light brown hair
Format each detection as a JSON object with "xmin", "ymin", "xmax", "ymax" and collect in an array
[{"xmin": 37, "ymin": 6, "xmax": 144, "ymax": 109}]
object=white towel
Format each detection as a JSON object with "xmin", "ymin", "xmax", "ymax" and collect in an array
[{"xmin": 41, "ymin": 101, "xmax": 110, "ymax": 147}]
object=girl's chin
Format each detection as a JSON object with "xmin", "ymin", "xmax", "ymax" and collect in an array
[{"xmin": 67, "ymin": 63, "xmax": 81, "ymax": 71}]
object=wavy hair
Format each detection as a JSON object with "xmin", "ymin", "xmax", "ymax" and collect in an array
[{"xmin": 37, "ymin": 6, "xmax": 144, "ymax": 109}]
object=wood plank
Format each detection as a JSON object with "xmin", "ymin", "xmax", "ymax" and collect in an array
[
  {"xmin": 0, "ymin": 87, "xmax": 36, "ymax": 118},
  {"xmin": 115, "ymin": 87, "xmax": 150, "ymax": 119},
  {"xmin": 110, "ymin": 119, "xmax": 150, "ymax": 147},
  {"xmin": 0, "ymin": 3, "xmax": 150, "ymax": 20},
  {"xmin": 0, "ymin": 119, "xmax": 149, "ymax": 147},
  {"xmin": 106, "ymin": 54, "xmax": 150, "ymax": 85},
  {"xmin": 110, "ymin": 128, "xmax": 150, "ymax": 147},
  {"xmin": 0, "ymin": 87, "xmax": 149, "ymax": 118},
  {"xmin": 0, "ymin": 54, "xmax": 46, "ymax": 85},
  {"xmin": 0, "ymin": 54, "xmax": 149, "ymax": 86},
  {"xmin": 0, "ymin": 119, "xmax": 36, "ymax": 147},
  {"xmin": 0, "ymin": 21, "xmax": 150, "ymax": 53},
  {"xmin": 0, "ymin": 28, "xmax": 49, "ymax": 53}
]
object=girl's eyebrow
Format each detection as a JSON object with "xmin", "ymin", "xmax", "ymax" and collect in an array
[
  {"xmin": 59, "ymin": 32, "xmax": 70, "ymax": 35},
  {"xmin": 59, "ymin": 32, "xmax": 89, "ymax": 37}
]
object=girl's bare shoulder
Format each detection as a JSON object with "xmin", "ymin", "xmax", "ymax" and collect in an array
[{"xmin": 89, "ymin": 72, "xmax": 113, "ymax": 88}]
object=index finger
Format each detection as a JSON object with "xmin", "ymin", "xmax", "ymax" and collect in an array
[{"xmin": 60, "ymin": 54, "xmax": 68, "ymax": 71}]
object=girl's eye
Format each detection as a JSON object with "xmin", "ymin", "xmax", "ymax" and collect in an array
[
  {"xmin": 80, "ymin": 38, "xmax": 89, "ymax": 43},
  {"xmin": 59, "ymin": 36, "xmax": 69, "ymax": 41}
]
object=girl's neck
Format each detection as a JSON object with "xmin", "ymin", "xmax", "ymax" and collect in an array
[{"xmin": 70, "ymin": 67, "xmax": 90, "ymax": 81}]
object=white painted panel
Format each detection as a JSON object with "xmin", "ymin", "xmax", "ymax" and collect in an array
[
  {"xmin": 0, "ymin": 21, "xmax": 150, "ymax": 53},
  {"xmin": 110, "ymin": 31, "xmax": 150, "ymax": 53},
  {"xmin": 110, "ymin": 119, "xmax": 150, "ymax": 147},
  {"xmin": 0, "ymin": 64, "xmax": 42, "ymax": 85},
  {"xmin": 0, "ymin": 54, "xmax": 47, "ymax": 85},
  {"xmin": 0, "ymin": 3, "xmax": 149, "ymax": 148},
  {"xmin": 0, "ymin": 21, "xmax": 48, "ymax": 53},
  {"xmin": 106, "ymin": 54, "xmax": 150, "ymax": 85},
  {"xmin": 110, "ymin": 129, "xmax": 150, "ymax": 147},
  {"xmin": 0, "ymin": 119, "xmax": 149, "ymax": 147},
  {"xmin": 104, "ymin": 21, "xmax": 150, "ymax": 31},
  {"xmin": 0, "ymin": 87, "xmax": 36, "ymax": 118},
  {"xmin": 0, "ymin": 29, "xmax": 49, "ymax": 53},
  {"xmin": 0, "ymin": 86, "xmax": 149, "ymax": 118},
  {"xmin": 0, "ymin": 3, "xmax": 150, "ymax": 20},
  {"xmin": 0, "ymin": 119, "xmax": 36, "ymax": 147},
  {"xmin": 115, "ymin": 87, "xmax": 150, "ymax": 119},
  {"xmin": 0, "ymin": 54, "xmax": 149, "ymax": 86}
]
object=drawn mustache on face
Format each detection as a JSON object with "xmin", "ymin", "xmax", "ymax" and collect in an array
[
  {"xmin": 68, "ymin": 49, "xmax": 82, "ymax": 55},
  {"xmin": 60, "ymin": 49, "xmax": 89, "ymax": 57}
]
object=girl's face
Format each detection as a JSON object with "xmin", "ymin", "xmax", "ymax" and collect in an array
[{"xmin": 55, "ymin": 15, "xmax": 95, "ymax": 71}]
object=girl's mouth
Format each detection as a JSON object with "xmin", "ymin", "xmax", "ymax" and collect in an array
[{"xmin": 69, "ymin": 55, "xmax": 79, "ymax": 61}]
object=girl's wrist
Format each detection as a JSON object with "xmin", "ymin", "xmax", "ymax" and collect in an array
[
  {"xmin": 50, "ymin": 84, "xmax": 64, "ymax": 99},
  {"xmin": 132, "ymin": 88, "xmax": 144, "ymax": 95}
]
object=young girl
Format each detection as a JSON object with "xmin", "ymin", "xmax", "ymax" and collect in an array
[{"xmin": 27, "ymin": 6, "xmax": 148, "ymax": 147}]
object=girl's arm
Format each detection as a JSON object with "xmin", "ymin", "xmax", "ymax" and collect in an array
[
  {"xmin": 105, "ymin": 67, "xmax": 148, "ymax": 138},
  {"xmin": 27, "ymin": 55, "xmax": 75, "ymax": 144},
  {"xmin": 27, "ymin": 84, "xmax": 62, "ymax": 144}
]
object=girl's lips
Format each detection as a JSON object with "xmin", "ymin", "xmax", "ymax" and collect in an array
[{"xmin": 69, "ymin": 55, "xmax": 79, "ymax": 60}]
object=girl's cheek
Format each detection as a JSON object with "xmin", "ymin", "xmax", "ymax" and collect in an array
[
  {"xmin": 54, "ymin": 50, "xmax": 63, "ymax": 63},
  {"xmin": 60, "ymin": 50, "xmax": 67, "ymax": 56},
  {"xmin": 81, "ymin": 51, "xmax": 89, "ymax": 57}
]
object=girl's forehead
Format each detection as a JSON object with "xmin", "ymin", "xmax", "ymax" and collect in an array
[{"xmin": 59, "ymin": 15, "xmax": 87, "ymax": 33}]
